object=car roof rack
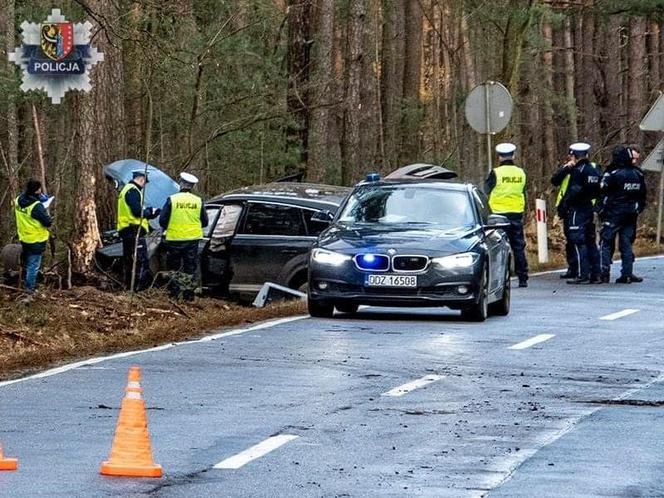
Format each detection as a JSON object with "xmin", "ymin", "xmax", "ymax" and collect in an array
[{"xmin": 385, "ymin": 163, "xmax": 458, "ymax": 180}]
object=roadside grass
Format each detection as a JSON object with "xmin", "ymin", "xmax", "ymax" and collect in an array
[{"xmin": 0, "ymin": 286, "xmax": 305, "ymax": 381}]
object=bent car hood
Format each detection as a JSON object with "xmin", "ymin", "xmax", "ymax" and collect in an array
[{"xmin": 318, "ymin": 224, "xmax": 480, "ymax": 256}]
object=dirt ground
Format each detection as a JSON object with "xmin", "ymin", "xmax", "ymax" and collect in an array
[{"xmin": 0, "ymin": 286, "xmax": 305, "ymax": 381}]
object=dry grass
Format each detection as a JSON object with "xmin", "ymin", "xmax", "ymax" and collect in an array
[{"xmin": 0, "ymin": 287, "xmax": 305, "ymax": 381}]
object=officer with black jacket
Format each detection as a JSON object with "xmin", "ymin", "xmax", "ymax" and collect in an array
[
  {"xmin": 552, "ymin": 143, "xmax": 601, "ymax": 284},
  {"xmin": 598, "ymin": 145, "xmax": 646, "ymax": 283},
  {"xmin": 116, "ymin": 170, "xmax": 160, "ymax": 291}
]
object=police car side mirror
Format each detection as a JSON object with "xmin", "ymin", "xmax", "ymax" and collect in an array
[
  {"xmin": 311, "ymin": 210, "xmax": 334, "ymax": 224},
  {"xmin": 484, "ymin": 214, "xmax": 511, "ymax": 230}
]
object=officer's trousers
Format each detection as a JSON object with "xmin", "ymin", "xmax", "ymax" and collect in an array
[
  {"xmin": 565, "ymin": 209, "xmax": 600, "ymax": 280},
  {"xmin": 600, "ymin": 214, "xmax": 637, "ymax": 278},
  {"xmin": 165, "ymin": 240, "xmax": 199, "ymax": 301},
  {"xmin": 120, "ymin": 226, "xmax": 151, "ymax": 291},
  {"xmin": 504, "ymin": 218, "xmax": 528, "ymax": 281}
]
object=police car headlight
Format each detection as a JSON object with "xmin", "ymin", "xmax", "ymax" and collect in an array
[
  {"xmin": 433, "ymin": 252, "xmax": 479, "ymax": 269},
  {"xmin": 312, "ymin": 248, "xmax": 351, "ymax": 266}
]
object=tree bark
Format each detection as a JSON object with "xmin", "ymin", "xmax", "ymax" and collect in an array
[
  {"xmin": 400, "ymin": 0, "xmax": 423, "ymax": 163},
  {"xmin": 627, "ymin": 16, "xmax": 647, "ymax": 141},
  {"xmin": 342, "ymin": 0, "xmax": 366, "ymax": 185},
  {"xmin": 4, "ymin": 0, "xmax": 18, "ymax": 202},
  {"xmin": 286, "ymin": 0, "xmax": 314, "ymax": 165},
  {"xmin": 563, "ymin": 14, "xmax": 578, "ymax": 140},
  {"xmin": 307, "ymin": 0, "xmax": 335, "ymax": 182},
  {"xmin": 380, "ymin": 0, "xmax": 405, "ymax": 170},
  {"xmin": 541, "ymin": 19, "xmax": 556, "ymax": 177}
]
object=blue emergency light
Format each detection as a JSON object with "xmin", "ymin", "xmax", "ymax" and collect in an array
[{"xmin": 366, "ymin": 173, "xmax": 380, "ymax": 182}]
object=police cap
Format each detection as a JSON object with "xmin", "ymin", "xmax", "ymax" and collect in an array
[
  {"xmin": 495, "ymin": 143, "xmax": 517, "ymax": 156},
  {"xmin": 569, "ymin": 142, "xmax": 591, "ymax": 156},
  {"xmin": 179, "ymin": 172, "xmax": 199, "ymax": 185}
]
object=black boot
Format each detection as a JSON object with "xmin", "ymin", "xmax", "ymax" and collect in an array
[
  {"xmin": 627, "ymin": 274, "xmax": 643, "ymax": 283},
  {"xmin": 567, "ymin": 277, "xmax": 591, "ymax": 285},
  {"xmin": 600, "ymin": 274, "xmax": 610, "ymax": 284},
  {"xmin": 560, "ymin": 271, "xmax": 577, "ymax": 279},
  {"xmin": 615, "ymin": 275, "xmax": 631, "ymax": 284}
]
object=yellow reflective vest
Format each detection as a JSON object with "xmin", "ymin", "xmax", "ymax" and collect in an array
[
  {"xmin": 556, "ymin": 162, "xmax": 597, "ymax": 207},
  {"xmin": 165, "ymin": 192, "xmax": 203, "ymax": 242},
  {"xmin": 117, "ymin": 183, "xmax": 149, "ymax": 232},
  {"xmin": 488, "ymin": 164, "xmax": 526, "ymax": 214},
  {"xmin": 15, "ymin": 196, "xmax": 49, "ymax": 244}
]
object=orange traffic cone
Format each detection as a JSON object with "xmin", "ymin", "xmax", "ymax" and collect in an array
[
  {"xmin": 100, "ymin": 366, "xmax": 162, "ymax": 478},
  {"xmin": 0, "ymin": 443, "xmax": 18, "ymax": 471}
]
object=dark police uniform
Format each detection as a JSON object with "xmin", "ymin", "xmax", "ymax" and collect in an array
[
  {"xmin": 159, "ymin": 191, "xmax": 208, "ymax": 300},
  {"xmin": 556, "ymin": 158, "xmax": 601, "ymax": 283},
  {"xmin": 117, "ymin": 179, "xmax": 159, "ymax": 291},
  {"xmin": 485, "ymin": 160, "xmax": 529, "ymax": 285},
  {"xmin": 597, "ymin": 146, "xmax": 646, "ymax": 283}
]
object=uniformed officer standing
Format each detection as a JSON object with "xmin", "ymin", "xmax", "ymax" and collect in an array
[
  {"xmin": 117, "ymin": 170, "xmax": 160, "ymax": 291},
  {"xmin": 552, "ymin": 143, "xmax": 601, "ymax": 284},
  {"xmin": 15, "ymin": 179, "xmax": 52, "ymax": 302},
  {"xmin": 597, "ymin": 145, "xmax": 646, "ymax": 283},
  {"xmin": 159, "ymin": 173, "xmax": 208, "ymax": 301},
  {"xmin": 485, "ymin": 143, "xmax": 529, "ymax": 288},
  {"xmin": 552, "ymin": 163, "xmax": 578, "ymax": 279}
]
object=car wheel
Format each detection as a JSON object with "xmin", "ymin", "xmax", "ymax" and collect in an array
[
  {"xmin": 489, "ymin": 263, "xmax": 511, "ymax": 317},
  {"xmin": 308, "ymin": 298, "xmax": 334, "ymax": 318},
  {"xmin": 336, "ymin": 303, "xmax": 359, "ymax": 314},
  {"xmin": 461, "ymin": 266, "xmax": 488, "ymax": 322}
]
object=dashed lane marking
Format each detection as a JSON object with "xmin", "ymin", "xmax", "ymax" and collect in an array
[
  {"xmin": 213, "ymin": 435, "xmax": 300, "ymax": 470},
  {"xmin": 381, "ymin": 374, "xmax": 443, "ymax": 397},
  {"xmin": 599, "ymin": 309, "xmax": 640, "ymax": 321},
  {"xmin": 508, "ymin": 334, "xmax": 555, "ymax": 350}
]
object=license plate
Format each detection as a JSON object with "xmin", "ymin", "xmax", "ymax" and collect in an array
[{"xmin": 366, "ymin": 274, "xmax": 417, "ymax": 287}]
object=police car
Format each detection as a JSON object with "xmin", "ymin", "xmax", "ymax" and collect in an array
[{"xmin": 307, "ymin": 175, "xmax": 513, "ymax": 321}]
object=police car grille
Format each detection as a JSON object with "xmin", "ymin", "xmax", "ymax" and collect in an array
[{"xmin": 392, "ymin": 256, "xmax": 429, "ymax": 272}]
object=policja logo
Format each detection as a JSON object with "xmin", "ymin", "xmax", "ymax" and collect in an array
[{"xmin": 8, "ymin": 9, "xmax": 104, "ymax": 104}]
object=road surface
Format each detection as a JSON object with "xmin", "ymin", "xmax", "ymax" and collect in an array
[{"xmin": 1, "ymin": 257, "xmax": 664, "ymax": 497}]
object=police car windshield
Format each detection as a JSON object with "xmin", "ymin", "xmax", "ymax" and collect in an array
[{"xmin": 338, "ymin": 185, "xmax": 474, "ymax": 228}]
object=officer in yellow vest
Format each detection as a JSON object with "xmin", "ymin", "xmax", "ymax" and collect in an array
[
  {"xmin": 552, "ymin": 157, "xmax": 578, "ymax": 279},
  {"xmin": 159, "ymin": 172, "xmax": 208, "ymax": 301},
  {"xmin": 117, "ymin": 170, "xmax": 160, "ymax": 291},
  {"xmin": 485, "ymin": 143, "xmax": 529, "ymax": 287},
  {"xmin": 15, "ymin": 179, "xmax": 52, "ymax": 302}
]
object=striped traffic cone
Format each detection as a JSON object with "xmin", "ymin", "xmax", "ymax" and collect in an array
[
  {"xmin": 0, "ymin": 443, "xmax": 18, "ymax": 471},
  {"xmin": 100, "ymin": 366, "xmax": 162, "ymax": 478}
]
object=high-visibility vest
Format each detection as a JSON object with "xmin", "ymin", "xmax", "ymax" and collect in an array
[
  {"xmin": 15, "ymin": 196, "xmax": 49, "ymax": 244},
  {"xmin": 117, "ymin": 183, "xmax": 149, "ymax": 232},
  {"xmin": 165, "ymin": 192, "xmax": 203, "ymax": 241},
  {"xmin": 488, "ymin": 164, "xmax": 526, "ymax": 214}
]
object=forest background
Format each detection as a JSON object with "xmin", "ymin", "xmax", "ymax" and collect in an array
[{"xmin": 1, "ymin": 0, "xmax": 664, "ymax": 275}]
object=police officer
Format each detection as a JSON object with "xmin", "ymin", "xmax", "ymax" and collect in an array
[
  {"xmin": 597, "ymin": 145, "xmax": 646, "ymax": 283},
  {"xmin": 553, "ymin": 143, "xmax": 601, "ymax": 284},
  {"xmin": 159, "ymin": 172, "xmax": 208, "ymax": 301},
  {"xmin": 15, "ymin": 179, "xmax": 52, "ymax": 303},
  {"xmin": 552, "ymin": 163, "xmax": 578, "ymax": 279},
  {"xmin": 117, "ymin": 170, "xmax": 160, "ymax": 291},
  {"xmin": 485, "ymin": 143, "xmax": 529, "ymax": 287}
]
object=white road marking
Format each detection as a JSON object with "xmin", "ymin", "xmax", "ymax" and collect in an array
[
  {"xmin": 599, "ymin": 309, "xmax": 640, "ymax": 321},
  {"xmin": 508, "ymin": 334, "xmax": 555, "ymax": 350},
  {"xmin": 213, "ymin": 435, "xmax": 300, "ymax": 470},
  {"xmin": 0, "ymin": 316, "xmax": 307, "ymax": 389},
  {"xmin": 381, "ymin": 374, "xmax": 443, "ymax": 397}
]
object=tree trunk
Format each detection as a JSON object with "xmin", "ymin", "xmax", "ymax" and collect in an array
[
  {"xmin": 563, "ymin": 15, "xmax": 578, "ymax": 140},
  {"xmin": 307, "ymin": 0, "xmax": 335, "ymax": 182},
  {"xmin": 400, "ymin": 0, "xmax": 423, "ymax": 163},
  {"xmin": 286, "ymin": 0, "xmax": 314, "ymax": 165},
  {"xmin": 627, "ymin": 17, "xmax": 647, "ymax": 141},
  {"xmin": 5, "ymin": 0, "xmax": 18, "ymax": 202},
  {"xmin": 342, "ymin": 0, "xmax": 366, "ymax": 185},
  {"xmin": 380, "ymin": 0, "xmax": 405, "ymax": 170},
  {"xmin": 541, "ymin": 19, "xmax": 556, "ymax": 178}
]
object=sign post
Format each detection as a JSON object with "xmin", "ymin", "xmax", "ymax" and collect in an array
[
  {"xmin": 535, "ymin": 199, "xmax": 549, "ymax": 263},
  {"xmin": 639, "ymin": 93, "xmax": 664, "ymax": 247},
  {"xmin": 464, "ymin": 81, "xmax": 513, "ymax": 176}
]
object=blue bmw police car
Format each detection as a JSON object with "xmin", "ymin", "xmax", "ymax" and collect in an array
[{"xmin": 307, "ymin": 177, "xmax": 513, "ymax": 321}]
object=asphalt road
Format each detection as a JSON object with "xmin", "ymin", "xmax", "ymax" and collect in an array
[{"xmin": 1, "ymin": 257, "xmax": 664, "ymax": 497}]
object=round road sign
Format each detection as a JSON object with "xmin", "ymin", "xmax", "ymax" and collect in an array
[{"xmin": 464, "ymin": 81, "xmax": 513, "ymax": 134}]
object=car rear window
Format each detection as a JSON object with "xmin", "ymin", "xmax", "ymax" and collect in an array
[
  {"xmin": 338, "ymin": 185, "xmax": 475, "ymax": 228},
  {"xmin": 240, "ymin": 202, "xmax": 307, "ymax": 236}
]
